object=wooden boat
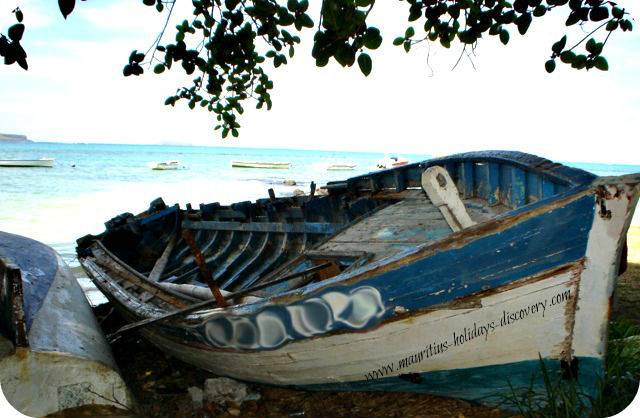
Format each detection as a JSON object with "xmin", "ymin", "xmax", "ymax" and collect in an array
[
  {"xmin": 327, "ymin": 163, "xmax": 356, "ymax": 171},
  {"xmin": 0, "ymin": 158, "xmax": 54, "ymax": 168},
  {"xmin": 232, "ymin": 161, "xmax": 291, "ymax": 169},
  {"xmin": 0, "ymin": 232, "xmax": 133, "ymax": 416},
  {"xmin": 76, "ymin": 151, "xmax": 639, "ymax": 408},
  {"xmin": 151, "ymin": 160, "xmax": 182, "ymax": 170}
]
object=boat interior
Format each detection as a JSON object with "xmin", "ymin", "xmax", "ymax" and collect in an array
[{"xmin": 77, "ymin": 152, "xmax": 594, "ymax": 311}]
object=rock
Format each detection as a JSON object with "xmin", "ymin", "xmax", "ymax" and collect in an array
[
  {"xmin": 244, "ymin": 392, "xmax": 261, "ymax": 402},
  {"xmin": 283, "ymin": 179, "xmax": 297, "ymax": 186},
  {"xmin": 293, "ymin": 189, "xmax": 306, "ymax": 197},
  {"xmin": 204, "ymin": 377, "xmax": 249, "ymax": 405},
  {"xmin": 227, "ymin": 407, "xmax": 241, "ymax": 416},
  {"xmin": 187, "ymin": 386, "xmax": 204, "ymax": 409},
  {"xmin": 316, "ymin": 187, "xmax": 329, "ymax": 196}
]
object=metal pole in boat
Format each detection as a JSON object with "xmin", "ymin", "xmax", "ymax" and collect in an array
[{"xmin": 181, "ymin": 229, "xmax": 229, "ymax": 308}]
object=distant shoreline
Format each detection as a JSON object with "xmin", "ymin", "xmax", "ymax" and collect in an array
[{"xmin": 0, "ymin": 133, "xmax": 31, "ymax": 143}]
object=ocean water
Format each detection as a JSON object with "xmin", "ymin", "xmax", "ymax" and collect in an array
[{"xmin": 1, "ymin": 141, "xmax": 639, "ymax": 270}]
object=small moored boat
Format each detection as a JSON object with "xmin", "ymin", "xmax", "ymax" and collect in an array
[
  {"xmin": 376, "ymin": 154, "xmax": 408, "ymax": 169},
  {"xmin": 76, "ymin": 151, "xmax": 639, "ymax": 410},
  {"xmin": 0, "ymin": 232, "xmax": 133, "ymax": 416},
  {"xmin": 327, "ymin": 163, "xmax": 356, "ymax": 171},
  {"xmin": 0, "ymin": 158, "xmax": 54, "ymax": 168},
  {"xmin": 232, "ymin": 161, "xmax": 291, "ymax": 169},
  {"xmin": 150, "ymin": 160, "xmax": 182, "ymax": 170}
]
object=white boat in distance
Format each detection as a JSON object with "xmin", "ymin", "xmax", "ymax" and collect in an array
[
  {"xmin": 232, "ymin": 161, "xmax": 291, "ymax": 169},
  {"xmin": 376, "ymin": 155, "xmax": 409, "ymax": 169},
  {"xmin": 0, "ymin": 158, "xmax": 54, "ymax": 168},
  {"xmin": 327, "ymin": 163, "xmax": 357, "ymax": 171},
  {"xmin": 150, "ymin": 161, "xmax": 183, "ymax": 170}
]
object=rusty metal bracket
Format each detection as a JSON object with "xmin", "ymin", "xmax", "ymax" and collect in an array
[{"xmin": 181, "ymin": 229, "xmax": 228, "ymax": 308}]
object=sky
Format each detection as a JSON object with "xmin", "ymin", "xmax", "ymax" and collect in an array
[{"xmin": 0, "ymin": 1, "xmax": 638, "ymax": 164}]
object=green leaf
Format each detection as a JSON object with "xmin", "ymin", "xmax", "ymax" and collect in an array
[
  {"xmin": 560, "ymin": 50, "xmax": 576, "ymax": 64},
  {"xmin": 572, "ymin": 54, "xmax": 587, "ymax": 69},
  {"xmin": 363, "ymin": 27, "xmax": 382, "ymax": 50},
  {"xmin": 405, "ymin": 26, "xmax": 415, "ymax": 38},
  {"xmin": 620, "ymin": 19, "xmax": 633, "ymax": 32},
  {"xmin": 612, "ymin": 6, "xmax": 624, "ymax": 19},
  {"xmin": 393, "ymin": 37, "xmax": 404, "ymax": 46},
  {"xmin": 14, "ymin": 9, "xmax": 23, "ymax": 22},
  {"xmin": 606, "ymin": 20, "xmax": 618, "ymax": 31},
  {"xmin": 7, "ymin": 24, "xmax": 25, "ymax": 42},
  {"xmin": 279, "ymin": 13, "xmax": 295, "ymax": 26},
  {"xmin": 545, "ymin": 59, "xmax": 556, "ymax": 73},
  {"xmin": 589, "ymin": 6, "xmax": 609, "ymax": 22},
  {"xmin": 297, "ymin": 13, "xmax": 314, "ymax": 28},
  {"xmin": 516, "ymin": 12, "xmax": 532, "ymax": 35},
  {"xmin": 403, "ymin": 41, "xmax": 411, "ymax": 53},
  {"xmin": 499, "ymin": 29, "xmax": 510, "ymax": 45},
  {"xmin": 58, "ymin": 0, "xmax": 76, "ymax": 19},
  {"xmin": 357, "ymin": 53, "xmax": 372, "ymax": 76},
  {"xmin": 594, "ymin": 55, "xmax": 608, "ymax": 71},
  {"xmin": 533, "ymin": 5, "xmax": 546, "ymax": 17},
  {"xmin": 551, "ymin": 35, "xmax": 566, "ymax": 54},
  {"xmin": 232, "ymin": 129, "xmax": 239, "ymax": 138},
  {"xmin": 153, "ymin": 64, "xmax": 165, "ymax": 74},
  {"xmin": 287, "ymin": 0, "xmax": 298, "ymax": 12}
]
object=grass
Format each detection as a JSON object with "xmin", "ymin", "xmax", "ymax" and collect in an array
[{"xmin": 500, "ymin": 319, "xmax": 640, "ymax": 417}]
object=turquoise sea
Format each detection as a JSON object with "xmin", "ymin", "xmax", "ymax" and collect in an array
[{"xmin": 1, "ymin": 141, "xmax": 639, "ymax": 270}]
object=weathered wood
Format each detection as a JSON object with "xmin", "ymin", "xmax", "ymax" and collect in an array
[
  {"xmin": 422, "ymin": 166, "xmax": 476, "ymax": 232},
  {"xmin": 182, "ymin": 220, "xmax": 342, "ymax": 235},
  {"xmin": 148, "ymin": 235, "xmax": 176, "ymax": 282},
  {"xmin": 91, "ymin": 243, "xmax": 193, "ymax": 307},
  {"xmin": 108, "ymin": 262, "xmax": 334, "ymax": 338}
]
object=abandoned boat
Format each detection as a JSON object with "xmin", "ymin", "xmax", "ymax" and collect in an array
[
  {"xmin": 76, "ymin": 151, "xmax": 639, "ymax": 407},
  {"xmin": 0, "ymin": 231, "xmax": 133, "ymax": 416}
]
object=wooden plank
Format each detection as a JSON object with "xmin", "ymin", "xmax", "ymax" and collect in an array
[
  {"xmin": 221, "ymin": 233, "xmax": 272, "ymax": 289},
  {"xmin": 422, "ymin": 166, "xmax": 476, "ymax": 232},
  {"xmin": 182, "ymin": 220, "xmax": 341, "ymax": 235},
  {"xmin": 510, "ymin": 167, "xmax": 527, "ymax": 208},
  {"xmin": 526, "ymin": 172, "xmax": 542, "ymax": 203},
  {"xmin": 542, "ymin": 178, "xmax": 556, "ymax": 199},
  {"xmin": 91, "ymin": 244, "xmax": 192, "ymax": 308},
  {"xmin": 473, "ymin": 163, "xmax": 499, "ymax": 205},
  {"xmin": 148, "ymin": 235, "xmax": 176, "ymax": 282},
  {"xmin": 458, "ymin": 162, "xmax": 475, "ymax": 198}
]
